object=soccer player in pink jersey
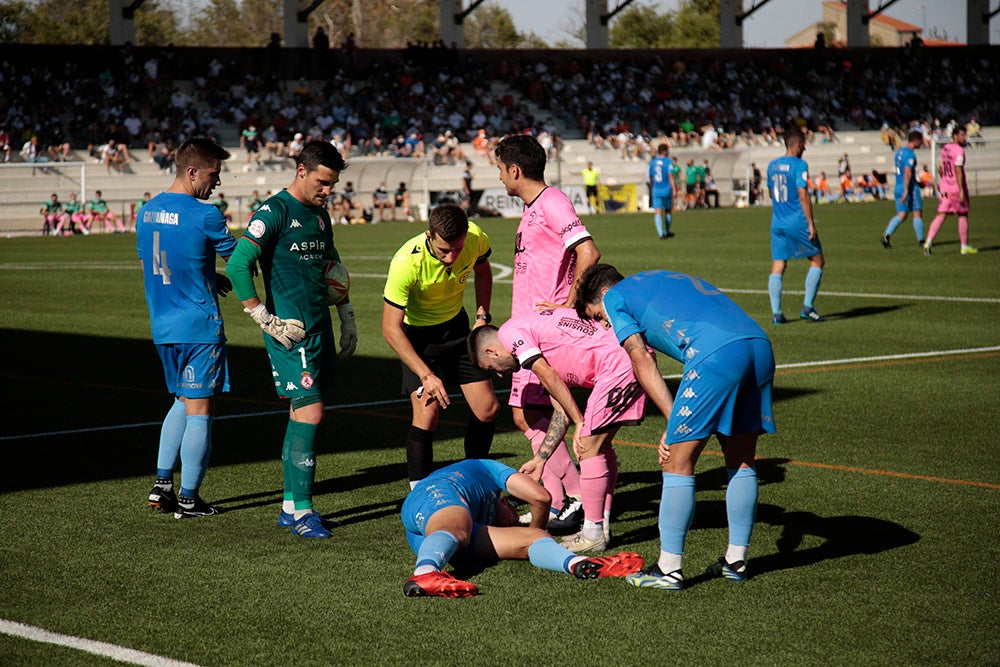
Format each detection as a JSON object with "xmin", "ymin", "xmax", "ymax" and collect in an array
[
  {"xmin": 923, "ymin": 125, "xmax": 977, "ymax": 256},
  {"xmin": 469, "ymin": 308, "xmax": 647, "ymax": 553},
  {"xmin": 494, "ymin": 135, "xmax": 602, "ymax": 532}
]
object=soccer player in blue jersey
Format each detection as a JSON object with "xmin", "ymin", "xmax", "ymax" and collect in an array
[
  {"xmin": 881, "ymin": 130, "xmax": 926, "ymax": 250},
  {"xmin": 576, "ymin": 264, "xmax": 776, "ymax": 590},
  {"xmin": 401, "ymin": 458, "xmax": 643, "ymax": 597},
  {"xmin": 137, "ymin": 137, "xmax": 235, "ymax": 519},
  {"xmin": 767, "ymin": 127, "xmax": 825, "ymax": 324},
  {"xmin": 648, "ymin": 143, "xmax": 676, "ymax": 239}
]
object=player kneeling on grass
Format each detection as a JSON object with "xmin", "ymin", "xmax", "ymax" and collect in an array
[
  {"xmin": 402, "ymin": 459, "xmax": 643, "ymax": 598},
  {"xmin": 468, "ymin": 308, "xmax": 648, "ymax": 554}
]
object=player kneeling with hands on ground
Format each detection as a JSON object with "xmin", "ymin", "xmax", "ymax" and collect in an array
[
  {"xmin": 227, "ymin": 140, "xmax": 356, "ymax": 539},
  {"xmin": 401, "ymin": 459, "xmax": 643, "ymax": 598}
]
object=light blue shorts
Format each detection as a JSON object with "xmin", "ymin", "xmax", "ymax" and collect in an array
[
  {"xmin": 771, "ymin": 223, "xmax": 823, "ymax": 261},
  {"xmin": 156, "ymin": 342, "xmax": 229, "ymax": 399},
  {"xmin": 651, "ymin": 193, "xmax": 673, "ymax": 211},
  {"xmin": 401, "ymin": 479, "xmax": 483, "ymax": 558},
  {"xmin": 894, "ymin": 188, "xmax": 922, "ymax": 214},
  {"xmin": 665, "ymin": 338, "xmax": 776, "ymax": 444}
]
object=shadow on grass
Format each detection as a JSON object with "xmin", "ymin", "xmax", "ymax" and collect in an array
[{"xmin": 822, "ymin": 304, "xmax": 911, "ymax": 320}]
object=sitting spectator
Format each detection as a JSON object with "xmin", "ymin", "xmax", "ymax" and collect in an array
[
  {"xmin": 472, "ymin": 128, "xmax": 490, "ymax": 158},
  {"xmin": 966, "ymin": 117, "xmax": 983, "ymax": 147},
  {"xmin": 64, "ymin": 191, "xmax": 91, "ymax": 235},
  {"xmin": 394, "ymin": 181, "xmax": 415, "ymax": 222},
  {"xmin": 20, "ymin": 135, "xmax": 48, "ymax": 174},
  {"xmin": 262, "ymin": 125, "xmax": 284, "ymax": 160},
  {"xmin": 444, "ymin": 130, "xmax": 465, "ymax": 163},
  {"xmin": 881, "ymin": 123, "xmax": 900, "ymax": 151},
  {"xmin": 287, "ymin": 132, "xmax": 305, "ymax": 159},
  {"xmin": 0, "ymin": 126, "xmax": 11, "ymax": 162},
  {"xmin": 372, "ymin": 181, "xmax": 394, "ymax": 221},
  {"xmin": 45, "ymin": 126, "xmax": 72, "ymax": 162},
  {"xmin": 917, "ymin": 164, "xmax": 939, "ymax": 197},
  {"xmin": 839, "ymin": 170, "xmax": 858, "ymax": 202},
  {"xmin": 869, "ymin": 169, "xmax": 887, "ymax": 199},
  {"xmin": 102, "ymin": 139, "xmax": 125, "ymax": 174},
  {"xmin": 814, "ymin": 171, "xmax": 836, "ymax": 204},
  {"xmin": 132, "ymin": 191, "xmax": 152, "ymax": 228},
  {"xmin": 153, "ymin": 139, "xmax": 176, "ymax": 172},
  {"xmin": 88, "ymin": 190, "xmax": 124, "ymax": 233},
  {"xmin": 337, "ymin": 181, "xmax": 357, "ymax": 223},
  {"xmin": 403, "ymin": 131, "xmax": 424, "ymax": 158}
]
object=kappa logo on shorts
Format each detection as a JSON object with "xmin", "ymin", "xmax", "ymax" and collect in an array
[
  {"xmin": 301, "ymin": 372, "xmax": 314, "ymax": 389},
  {"xmin": 677, "ymin": 406, "xmax": 693, "ymax": 417},
  {"xmin": 675, "ymin": 424, "xmax": 692, "ymax": 435},
  {"xmin": 681, "ymin": 387, "xmax": 697, "ymax": 399},
  {"xmin": 685, "ymin": 347, "xmax": 699, "ymax": 360},
  {"xmin": 285, "ymin": 381, "xmax": 298, "ymax": 391},
  {"xmin": 685, "ymin": 369, "xmax": 700, "ymax": 380}
]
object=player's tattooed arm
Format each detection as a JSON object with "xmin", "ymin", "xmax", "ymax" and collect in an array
[{"xmin": 537, "ymin": 408, "xmax": 569, "ymax": 461}]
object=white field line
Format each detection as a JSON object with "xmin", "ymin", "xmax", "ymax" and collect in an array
[
  {"xmin": 0, "ymin": 619, "xmax": 201, "ymax": 667},
  {"xmin": 3, "ymin": 346, "xmax": 998, "ymax": 443},
  {"xmin": 2, "ymin": 260, "xmax": 996, "ymax": 303}
]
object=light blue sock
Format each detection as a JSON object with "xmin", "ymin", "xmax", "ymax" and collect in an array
[
  {"xmin": 768, "ymin": 274, "xmax": 783, "ymax": 315},
  {"xmin": 196, "ymin": 416, "xmax": 214, "ymax": 488},
  {"xmin": 528, "ymin": 536, "xmax": 576, "ymax": 573},
  {"xmin": 654, "ymin": 213, "xmax": 664, "ymax": 237},
  {"xmin": 883, "ymin": 215, "xmax": 903, "ymax": 237},
  {"xmin": 726, "ymin": 468, "xmax": 759, "ymax": 547},
  {"xmin": 913, "ymin": 217, "xmax": 925, "ymax": 242},
  {"xmin": 156, "ymin": 398, "xmax": 186, "ymax": 476},
  {"xmin": 415, "ymin": 531, "xmax": 460, "ymax": 571},
  {"xmin": 179, "ymin": 415, "xmax": 211, "ymax": 495},
  {"xmin": 659, "ymin": 473, "xmax": 696, "ymax": 555},
  {"xmin": 664, "ymin": 213, "xmax": 672, "ymax": 234},
  {"xmin": 803, "ymin": 267, "xmax": 823, "ymax": 310}
]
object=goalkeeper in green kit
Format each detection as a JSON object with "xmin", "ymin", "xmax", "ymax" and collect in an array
[{"xmin": 227, "ymin": 141, "xmax": 357, "ymax": 539}]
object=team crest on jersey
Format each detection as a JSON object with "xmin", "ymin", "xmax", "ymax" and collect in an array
[
  {"xmin": 300, "ymin": 372, "xmax": 314, "ymax": 389},
  {"xmin": 317, "ymin": 216, "xmax": 325, "ymax": 231},
  {"xmin": 248, "ymin": 220, "xmax": 266, "ymax": 237}
]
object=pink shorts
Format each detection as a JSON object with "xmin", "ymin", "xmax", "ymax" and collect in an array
[
  {"xmin": 508, "ymin": 367, "xmax": 550, "ymax": 409},
  {"xmin": 936, "ymin": 192, "xmax": 969, "ymax": 215},
  {"xmin": 581, "ymin": 365, "xmax": 646, "ymax": 437}
]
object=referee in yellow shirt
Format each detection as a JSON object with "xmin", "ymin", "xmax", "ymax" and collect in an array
[
  {"xmin": 581, "ymin": 161, "xmax": 601, "ymax": 214},
  {"xmin": 382, "ymin": 203, "xmax": 498, "ymax": 486}
]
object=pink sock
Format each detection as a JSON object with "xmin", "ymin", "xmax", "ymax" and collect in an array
[
  {"xmin": 579, "ymin": 455, "xmax": 610, "ymax": 524},
  {"xmin": 604, "ymin": 447, "xmax": 619, "ymax": 516},
  {"xmin": 958, "ymin": 216, "xmax": 969, "ymax": 246},
  {"xmin": 926, "ymin": 214, "xmax": 946, "ymax": 243}
]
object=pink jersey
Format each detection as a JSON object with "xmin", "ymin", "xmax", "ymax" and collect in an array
[
  {"xmin": 498, "ymin": 308, "xmax": 647, "ymax": 435},
  {"xmin": 511, "ymin": 187, "xmax": 592, "ymax": 319},
  {"xmin": 938, "ymin": 142, "xmax": 966, "ymax": 197}
]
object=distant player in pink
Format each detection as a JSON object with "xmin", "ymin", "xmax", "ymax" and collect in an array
[
  {"xmin": 924, "ymin": 125, "xmax": 977, "ymax": 255},
  {"xmin": 494, "ymin": 135, "xmax": 602, "ymax": 533},
  {"xmin": 469, "ymin": 308, "xmax": 647, "ymax": 553}
]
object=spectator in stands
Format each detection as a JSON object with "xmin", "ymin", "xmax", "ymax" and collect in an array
[
  {"xmin": 241, "ymin": 124, "xmax": 263, "ymax": 168},
  {"xmin": 472, "ymin": 128, "xmax": 490, "ymax": 160},
  {"xmin": 373, "ymin": 181, "xmax": 393, "ymax": 221},
  {"xmin": 918, "ymin": 164, "xmax": 939, "ymax": 197},
  {"xmin": 262, "ymin": 125, "xmax": 284, "ymax": 160},
  {"xmin": 153, "ymin": 139, "xmax": 177, "ymax": 172},
  {"xmin": 815, "ymin": 172, "xmax": 835, "ymax": 204},
  {"xmin": 837, "ymin": 153, "xmax": 851, "ymax": 178},
  {"xmin": 338, "ymin": 181, "xmax": 357, "ymax": 224},
  {"xmin": 64, "ymin": 191, "xmax": 90, "ymax": 235},
  {"xmin": 288, "ymin": 132, "xmax": 305, "ymax": 160},
  {"xmin": 20, "ymin": 135, "xmax": 48, "ymax": 174},
  {"xmin": 966, "ymin": 117, "xmax": 983, "ymax": 146},
  {"xmin": 444, "ymin": 131, "xmax": 465, "ymax": 164},
  {"xmin": 102, "ymin": 139, "xmax": 126, "ymax": 174},
  {"xmin": 395, "ymin": 181, "xmax": 415, "ymax": 222},
  {"xmin": 44, "ymin": 125, "xmax": 72, "ymax": 162},
  {"xmin": 88, "ymin": 190, "xmax": 124, "ymax": 233},
  {"xmin": 839, "ymin": 170, "xmax": 858, "ymax": 203},
  {"xmin": 404, "ymin": 131, "xmax": 425, "ymax": 158},
  {"xmin": 870, "ymin": 169, "xmax": 887, "ymax": 200}
]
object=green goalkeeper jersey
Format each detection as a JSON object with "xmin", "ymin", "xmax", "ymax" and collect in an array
[{"xmin": 228, "ymin": 189, "xmax": 340, "ymax": 333}]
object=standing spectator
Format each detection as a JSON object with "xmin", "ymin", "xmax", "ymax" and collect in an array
[
  {"xmin": 460, "ymin": 160, "xmax": 474, "ymax": 212},
  {"xmin": 0, "ymin": 126, "xmax": 11, "ymax": 162},
  {"xmin": 837, "ymin": 152, "xmax": 851, "ymax": 178},
  {"xmin": 767, "ymin": 127, "xmax": 826, "ymax": 324},
  {"xmin": 40, "ymin": 193, "xmax": 66, "ymax": 236},
  {"xmin": 882, "ymin": 130, "xmax": 926, "ymax": 250},
  {"xmin": 210, "ymin": 192, "xmax": 235, "ymax": 228},
  {"xmin": 684, "ymin": 159, "xmax": 699, "ymax": 210},
  {"xmin": 648, "ymin": 144, "xmax": 675, "ymax": 239},
  {"xmin": 381, "ymin": 204, "xmax": 498, "ymax": 486},
  {"xmin": 240, "ymin": 124, "xmax": 263, "ymax": 169},
  {"xmin": 226, "ymin": 141, "xmax": 356, "ymax": 538},
  {"xmin": 372, "ymin": 181, "xmax": 393, "ymax": 221},
  {"xmin": 581, "ymin": 161, "xmax": 600, "ymax": 214},
  {"xmin": 749, "ymin": 162, "xmax": 763, "ymax": 206},
  {"xmin": 923, "ymin": 125, "xmax": 976, "ymax": 255},
  {"xmin": 137, "ymin": 137, "xmax": 236, "ymax": 519},
  {"xmin": 574, "ymin": 264, "xmax": 775, "ymax": 589},
  {"xmin": 493, "ymin": 134, "xmax": 602, "ymax": 533},
  {"xmin": 395, "ymin": 181, "xmax": 415, "ymax": 222}
]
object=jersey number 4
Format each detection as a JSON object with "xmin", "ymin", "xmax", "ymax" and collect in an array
[{"xmin": 152, "ymin": 230, "xmax": 172, "ymax": 285}]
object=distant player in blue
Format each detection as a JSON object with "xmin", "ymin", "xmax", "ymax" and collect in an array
[
  {"xmin": 401, "ymin": 459, "xmax": 643, "ymax": 598},
  {"xmin": 881, "ymin": 130, "xmax": 926, "ymax": 249},
  {"xmin": 136, "ymin": 137, "xmax": 235, "ymax": 519},
  {"xmin": 576, "ymin": 264, "xmax": 776, "ymax": 591},
  {"xmin": 767, "ymin": 127, "xmax": 825, "ymax": 324},
  {"xmin": 648, "ymin": 143, "xmax": 676, "ymax": 239}
]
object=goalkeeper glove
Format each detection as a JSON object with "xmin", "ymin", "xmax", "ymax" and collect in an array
[
  {"xmin": 244, "ymin": 303, "xmax": 305, "ymax": 350},
  {"xmin": 336, "ymin": 302, "xmax": 357, "ymax": 359}
]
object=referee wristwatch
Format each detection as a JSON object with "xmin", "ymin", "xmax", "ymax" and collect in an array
[{"xmin": 475, "ymin": 312, "xmax": 492, "ymax": 324}]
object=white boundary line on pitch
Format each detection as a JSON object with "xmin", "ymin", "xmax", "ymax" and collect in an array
[
  {"xmin": 3, "ymin": 346, "xmax": 998, "ymax": 443},
  {"xmin": 0, "ymin": 619, "xmax": 201, "ymax": 667}
]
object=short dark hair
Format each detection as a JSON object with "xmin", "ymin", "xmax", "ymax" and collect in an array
[
  {"xmin": 428, "ymin": 203, "xmax": 468, "ymax": 242},
  {"xmin": 494, "ymin": 134, "xmax": 545, "ymax": 181},
  {"xmin": 297, "ymin": 140, "xmax": 346, "ymax": 173},
  {"xmin": 784, "ymin": 127, "xmax": 806, "ymax": 148},
  {"xmin": 466, "ymin": 324, "xmax": 498, "ymax": 366},
  {"xmin": 175, "ymin": 137, "xmax": 230, "ymax": 172},
  {"xmin": 908, "ymin": 129, "xmax": 923, "ymax": 143},
  {"xmin": 657, "ymin": 143, "xmax": 670, "ymax": 156},
  {"xmin": 574, "ymin": 263, "xmax": 625, "ymax": 319}
]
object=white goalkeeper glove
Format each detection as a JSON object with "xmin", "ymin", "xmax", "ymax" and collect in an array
[
  {"xmin": 336, "ymin": 302, "xmax": 357, "ymax": 359},
  {"xmin": 244, "ymin": 303, "xmax": 305, "ymax": 350}
]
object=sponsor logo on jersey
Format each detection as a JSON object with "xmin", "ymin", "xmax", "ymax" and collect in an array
[
  {"xmin": 300, "ymin": 372, "xmax": 314, "ymax": 389},
  {"xmin": 558, "ymin": 316, "xmax": 596, "ymax": 335},
  {"xmin": 285, "ymin": 381, "xmax": 298, "ymax": 391},
  {"xmin": 183, "ymin": 365, "xmax": 196, "ymax": 383},
  {"xmin": 248, "ymin": 220, "xmax": 266, "ymax": 237},
  {"xmin": 513, "ymin": 231, "xmax": 525, "ymax": 255},
  {"xmin": 289, "ymin": 240, "xmax": 326, "ymax": 252},
  {"xmin": 259, "ymin": 204, "xmax": 271, "ymax": 212},
  {"xmin": 290, "ymin": 219, "xmax": 302, "ymax": 228}
]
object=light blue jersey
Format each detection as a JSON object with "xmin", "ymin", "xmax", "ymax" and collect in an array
[
  {"xmin": 648, "ymin": 156, "xmax": 673, "ymax": 196},
  {"xmin": 401, "ymin": 459, "xmax": 516, "ymax": 538},
  {"xmin": 137, "ymin": 192, "xmax": 236, "ymax": 344},
  {"xmin": 767, "ymin": 155, "xmax": 809, "ymax": 229},
  {"xmin": 603, "ymin": 270, "xmax": 768, "ymax": 367},
  {"xmin": 893, "ymin": 146, "xmax": 917, "ymax": 196}
]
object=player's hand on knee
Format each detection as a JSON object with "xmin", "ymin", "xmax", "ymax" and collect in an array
[
  {"xmin": 336, "ymin": 303, "xmax": 357, "ymax": 358},
  {"xmin": 245, "ymin": 303, "xmax": 305, "ymax": 350}
]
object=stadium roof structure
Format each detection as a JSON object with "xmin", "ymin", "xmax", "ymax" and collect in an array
[{"xmin": 107, "ymin": 0, "xmax": 995, "ymax": 49}]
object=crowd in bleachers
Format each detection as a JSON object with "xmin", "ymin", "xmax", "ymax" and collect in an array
[{"xmin": 0, "ymin": 44, "xmax": 996, "ymax": 174}]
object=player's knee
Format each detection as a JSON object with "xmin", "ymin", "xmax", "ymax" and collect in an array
[{"xmin": 473, "ymin": 398, "xmax": 499, "ymax": 423}]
